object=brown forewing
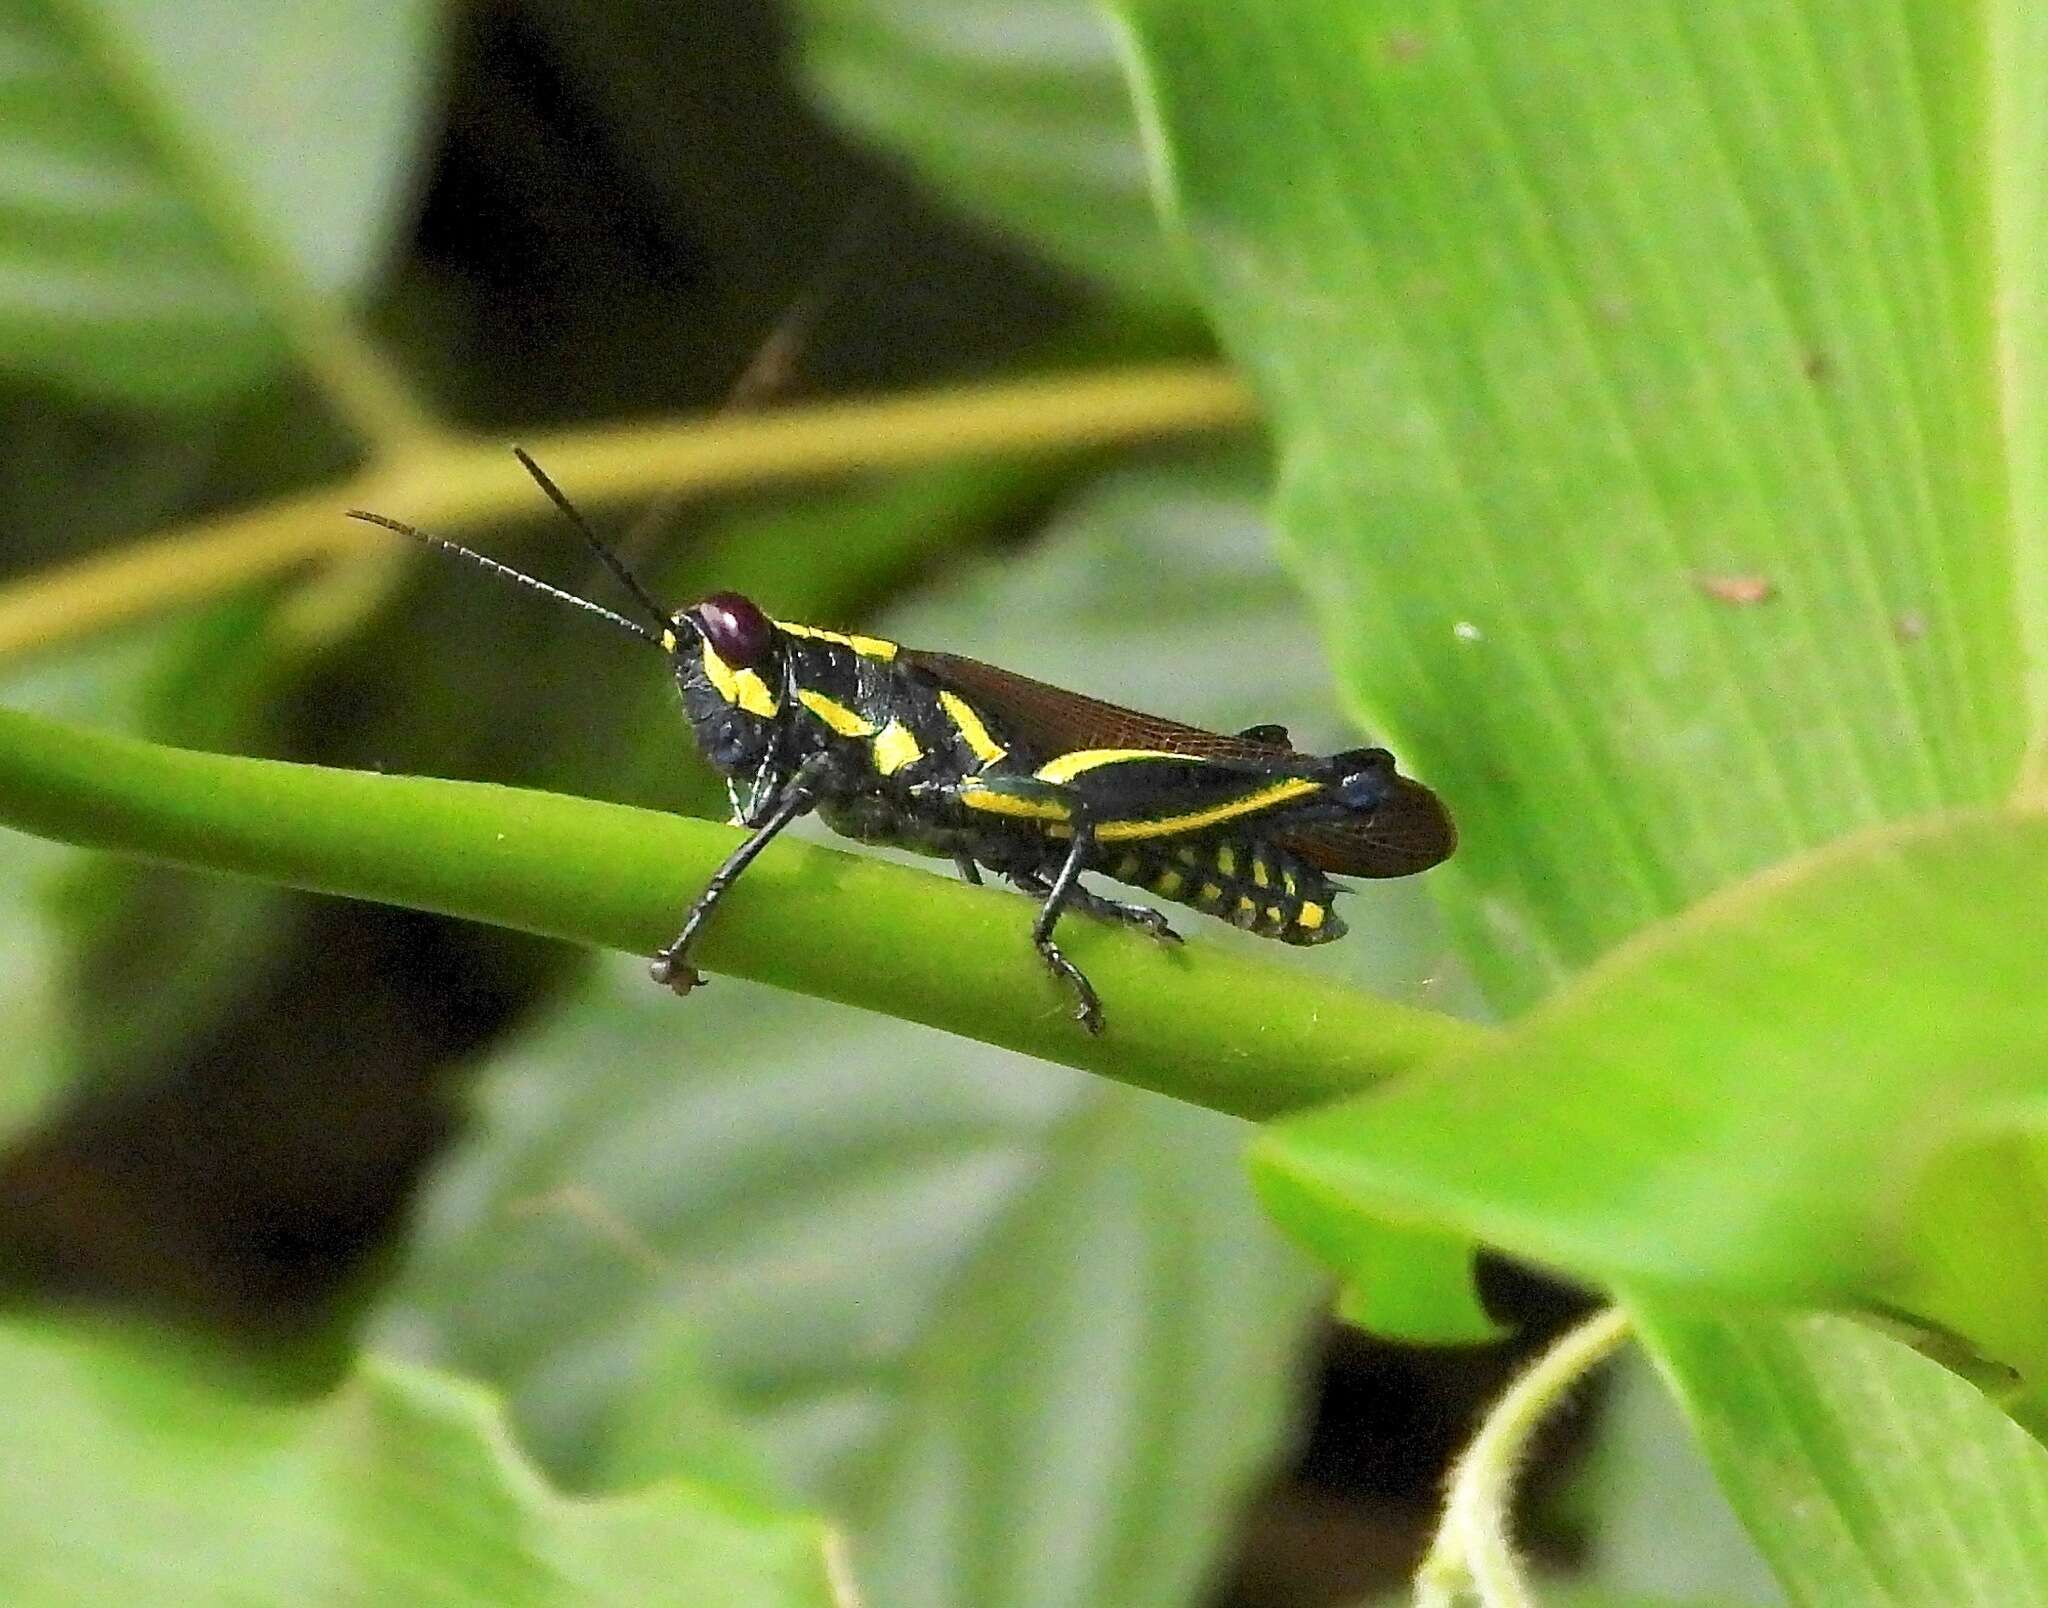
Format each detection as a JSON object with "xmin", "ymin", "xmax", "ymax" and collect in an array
[{"xmin": 905, "ymin": 650, "xmax": 1455, "ymax": 878}]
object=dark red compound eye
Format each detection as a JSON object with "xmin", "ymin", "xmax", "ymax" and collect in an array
[{"xmin": 692, "ymin": 591, "xmax": 776, "ymax": 668}]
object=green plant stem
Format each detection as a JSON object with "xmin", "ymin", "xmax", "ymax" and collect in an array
[
  {"xmin": 1414, "ymin": 1307, "xmax": 1633, "ymax": 1608},
  {"xmin": 0, "ymin": 363, "xmax": 1253, "ymax": 666},
  {"xmin": 0, "ymin": 705, "xmax": 1481, "ymax": 1121}
]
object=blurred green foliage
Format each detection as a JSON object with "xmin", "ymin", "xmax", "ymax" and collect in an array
[{"xmin": 2, "ymin": 0, "xmax": 2046, "ymax": 1605}]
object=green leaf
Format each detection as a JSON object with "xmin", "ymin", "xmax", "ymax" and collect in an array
[
  {"xmin": 0, "ymin": 1315, "xmax": 843, "ymax": 1607},
  {"xmin": 1637, "ymin": 1309, "xmax": 2048, "ymax": 1606},
  {"xmin": 1109, "ymin": 2, "xmax": 2031, "ymax": 1005},
  {"xmin": 383, "ymin": 968, "xmax": 1322, "ymax": 1608},
  {"xmin": 0, "ymin": 0, "xmax": 438, "ymax": 404},
  {"xmin": 790, "ymin": 0, "xmax": 1185, "ymax": 305},
  {"xmin": 1254, "ymin": 810, "xmax": 2048, "ymax": 1367}
]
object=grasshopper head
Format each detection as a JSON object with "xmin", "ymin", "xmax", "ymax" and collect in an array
[{"xmin": 669, "ymin": 591, "xmax": 788, "ymax": 777}]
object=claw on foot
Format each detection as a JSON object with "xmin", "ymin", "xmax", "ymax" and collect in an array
[
  {"xmin": 649, "ymin": 952, "xmax": 706, "ymax": 996},
  {"xmin": 1138, "ymin": 912, "xmax": 1183, "ymax": 946},
  {"xmin": 1035, "ymin": 936, "xmax": 1105, "ymax": 1035}
]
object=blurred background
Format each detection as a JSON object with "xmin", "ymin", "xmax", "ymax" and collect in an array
[{"xmin": 0, "ymin": 2, "xmax": 1772, "ymax": 1603}]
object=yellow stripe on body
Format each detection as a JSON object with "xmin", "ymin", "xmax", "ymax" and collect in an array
[
  {"xmin": 703, "ymin": 644, "xmax": 778, "ymax": 716},
  {"xmin": 938, "ymin": 691, "xmax": 1007, "ymax": 766},
  {"xmin": 872, "ymin": 721, "xmax": 923, "ymax": 776},
  {"xmin": 797, "ymin": 687, "xmax": 876, "ymax": 737},
  {"xmin": 774, "ymin": 620, "xmax": 899, "ymax": 660},
  {"xmin": 958, "ymin": 785, "xmax": 1073, "ymax": 823},
  {"xmin": 1033, "ymin": 747, "xmax": 1183, "ymax": 784},
  {"xmin": 1094, "ymin": 777, "xmax": 1322, "ymax": 841}
]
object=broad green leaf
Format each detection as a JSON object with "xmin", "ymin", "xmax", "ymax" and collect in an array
[
  {"xmin": 1109, "ymin": 2, "xmax": 2032, "ymax": 1005},
  {"xmin": 382, "ymin": 968, "xmax": 1323, "ymax": 1608},
  {"xmin": 1255, "ymin": 810, "xmax": 2048, "ymax": 1368},
  {"xmin": 0, "ymin": 0, "xmax": 438, "ymax": 404},
  {"xmin": 790, "ymin": 0, "xmax": 1184, "ymax": 305},
  {"xmin": 0, "ymin": 1316, "xmax": 842, "ymax": 1607},
  {"xmin": 1637, "ymin": 1309, "xmax": 2048, "ymax": 1607}
]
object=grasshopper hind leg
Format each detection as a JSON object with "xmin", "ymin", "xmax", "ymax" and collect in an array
[
  {"xmin": 1022, "ymin": 828, "xmax": 1106, "ymax": 1034},
  {"xmin": 1010, "ymin": 869, "xmax": 1181, "ymax": 946}
]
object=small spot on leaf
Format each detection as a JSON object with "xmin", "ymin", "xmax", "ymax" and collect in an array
[{"xmin": 1692, "ymin": 572, "xmax": 1775, "ymax": 607}]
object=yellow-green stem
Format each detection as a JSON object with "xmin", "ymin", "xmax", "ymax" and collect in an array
[
  {"xmin": 0, "ymin": 704, "xmax": 1479, "ymax": 1123},
  {"xmin": 0, "ymin": 363, "xmax": 1253, "ymax": 666}
]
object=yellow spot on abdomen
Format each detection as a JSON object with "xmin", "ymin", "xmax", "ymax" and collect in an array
[
  {"xmin": 1296, "ymin": 901, "xmax": 1326, "ymax": 932},
  {"xmin": 1216, "ymin": 845, "xmax": 1236, "ymax": 876},
  {"xmin": 1153, "ymin": 869, "xmax": 1184, "ymax": 896},
  {"xmin": 1251, "ymin": 858, "xmax": 1270, "ymax": 888},
  {"xmin": 1200, "ymin": 883, "xmax": 1224, "ymax": 904}
]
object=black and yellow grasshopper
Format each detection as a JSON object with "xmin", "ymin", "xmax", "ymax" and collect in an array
[{"xmin": 352, "ymin": 454, "xmax": 1454, "ymax": 1033}]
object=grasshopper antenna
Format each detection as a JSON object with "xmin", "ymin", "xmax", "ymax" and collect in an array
[
  {"xmin": 511, "ymin": 447, "xmax": 675, "ymax": 639},
  {"xmin": 344, "ymin": 508, "xmax": 672, "ymax": 650}
]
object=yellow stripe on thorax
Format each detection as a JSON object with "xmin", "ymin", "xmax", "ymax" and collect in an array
[
  {"xmin": 1094, "ymin": 777, "xmax": 1321, "ymax": 841},
  {"xmin": 703, "ymin": 644, "xmax": 778, "ymax": 716},
  {"xmin": 796, "ymin": 687, "xmax": 876, "ymax": 737},
  {"xmin": 938, "ymin": 691, "xmax": 1007, "ymax": 765},
  {"xmin": 774, "ymin": 620, "xmax": 899, "ymax": 660}
]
